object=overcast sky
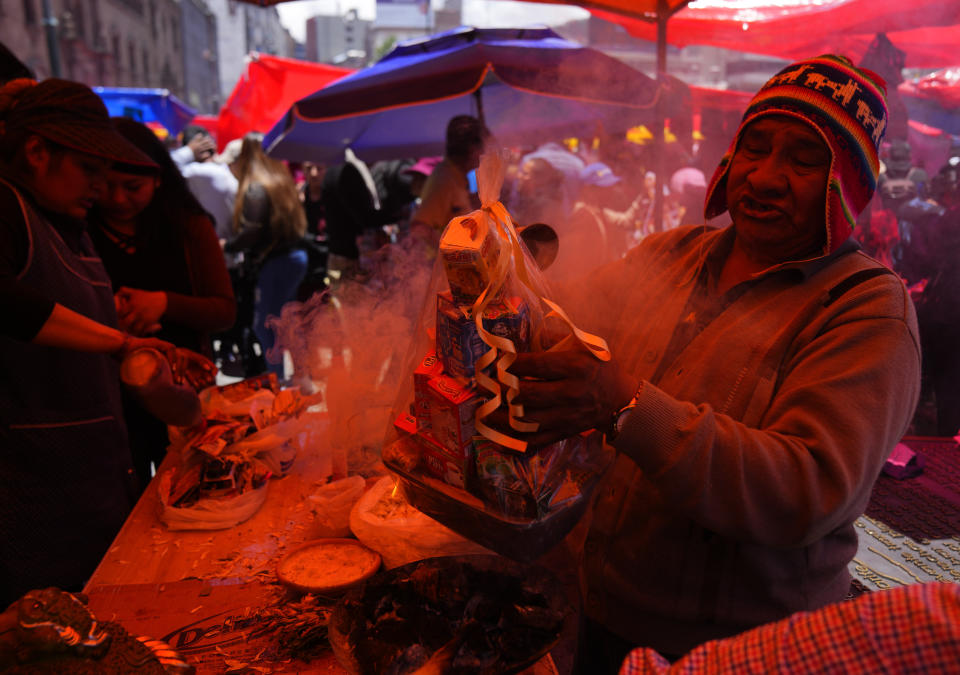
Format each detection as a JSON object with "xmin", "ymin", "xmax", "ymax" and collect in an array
[{"xmin": 276, "ymin": 1, "xmax": 589, "ymax": 42}]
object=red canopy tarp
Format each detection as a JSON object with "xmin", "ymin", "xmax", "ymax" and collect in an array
[
  {"xmin": 542, "ymin": 0, "xmax": 960, "ymax": 68},
  {"xmin": 217, "ymin": 53, "xmax": 353, "ymax": 150}
]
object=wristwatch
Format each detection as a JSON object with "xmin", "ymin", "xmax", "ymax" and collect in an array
[{"xmin": 606, "ymin": 385, "xmax": 643, "ymax": 442}]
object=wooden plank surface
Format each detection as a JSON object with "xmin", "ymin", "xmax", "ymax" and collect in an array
[
  {"xmin": 85, "ymin": 445, "xmax": 337, "ymax": 588},
  {"xmin": 83, "ymin": 431, "xmax": 562, "ymax": 674}
]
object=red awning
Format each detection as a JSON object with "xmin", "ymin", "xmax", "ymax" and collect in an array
[
  {"xmin": 529, "ymin": 0, "xmax": 960, "ymax": 68},
  {"xmin": 217, "ymin": 53, "xmax": 353, "ymax": 151}
]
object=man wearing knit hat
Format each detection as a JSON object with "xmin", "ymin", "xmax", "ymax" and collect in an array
[{"xmin": 493, "ymin": 56, "xmax": 921, "ymax": 667}]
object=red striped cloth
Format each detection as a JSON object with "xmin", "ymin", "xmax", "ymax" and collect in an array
[{"xmin": 620, "ymin": 582, "xmax": 960, "ymax": 674}]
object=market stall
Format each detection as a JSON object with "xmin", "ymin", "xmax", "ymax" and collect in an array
[{"xmin": 77, "ymin": 372, "xmax": 573, "ymax": 674}]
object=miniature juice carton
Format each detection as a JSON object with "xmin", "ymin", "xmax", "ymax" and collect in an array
[
  {"xmin": 435, "ymin": 291, "xmax": 530, "ymax": 382},
  {"xmin": 426, "ymin": 374, "xmax": 483, "ymax": 455},
  {"xmin": 439, "ymin": 214, "xmax": 504, "ymax": 305},
  {"xmin": 413, "ymin": 350, "xmax": 444, "ymax": 432}
]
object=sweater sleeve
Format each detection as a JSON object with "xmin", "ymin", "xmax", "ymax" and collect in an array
[
  {"xmin": 614, "ymin": 273, "xmax": 922, "ymax": 549},
  {"xmin": 163, "ymin": 214, "xmax": 236, "ymax": 332}
]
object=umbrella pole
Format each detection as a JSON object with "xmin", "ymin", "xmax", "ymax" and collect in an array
[
  {"xmin": 473, "ymin": 89, "xmax": 486, "ymax": 128},
  {"xmin": 653, "ymin": 0, "xmax": 668, "ymax": 234}
]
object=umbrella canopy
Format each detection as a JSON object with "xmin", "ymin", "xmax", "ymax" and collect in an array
[
  {"xmin": 94, "ymin": 87, "xmax": 197, "ymax": 137},
  {"xmin": 217, "ymin": 53, "xmax": 353, "ymax": 151},
  {"xmin": 264, "ymin": 26, "xmax": 673, "ymax": 164}
]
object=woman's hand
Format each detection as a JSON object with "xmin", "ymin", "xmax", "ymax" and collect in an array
[
  {"xmin": 171, "ymin": 348, "xmax": 218, "ymax": 391},
  {"xmin": 115, "ymin": 287, "xmax": 167, "ymax": 335},
  {"xmin": 486, "ymin": 348, "xmax": 638, "ymax": 446}
]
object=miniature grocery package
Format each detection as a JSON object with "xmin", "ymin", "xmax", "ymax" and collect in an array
[{"xmin": 382, "ymin": 150, "xmax": 615, "ymax": 558}]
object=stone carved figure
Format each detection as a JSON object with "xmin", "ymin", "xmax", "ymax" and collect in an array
[{"xmin": 0, "ymin": 588, "xmax": 194, "ymax": 674}]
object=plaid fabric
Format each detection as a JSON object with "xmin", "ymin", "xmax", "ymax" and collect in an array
[
  {"xmin": 619, "ymin": 582, "xmax": 960, "ymax": 674},
  {"xmin": 704, "ymin": 55, "xmax": 888, "ymax": 254}
]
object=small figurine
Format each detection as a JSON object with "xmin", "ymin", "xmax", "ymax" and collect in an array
[{"xmin": 0, "ymin": 587, "xmax": 194, "ymax": 674}]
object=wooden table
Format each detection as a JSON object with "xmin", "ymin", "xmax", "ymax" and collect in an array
[{"xmin": 83, "ymin": 430, "xmax": 561, "ymax": 674}]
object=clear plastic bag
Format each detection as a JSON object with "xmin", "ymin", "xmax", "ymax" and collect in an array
[
  {"xmin": 382, "ymin": 151, "xmax": 614, "ymax": 559},
  {"xmin": 308, "ymin": 475, "xmax": 366, "ymax": 538},
  {"xmin": 156, "ymin": 455, "xmax": 269, "ymax": 531}
]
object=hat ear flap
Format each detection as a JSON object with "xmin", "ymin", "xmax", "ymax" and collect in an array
[{"xmin": 703, "ymin": 151, "xmax": 733, "ymax": 219}]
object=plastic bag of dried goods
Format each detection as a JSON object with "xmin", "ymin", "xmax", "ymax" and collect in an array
[
  {"xmin": 308, "ymin": 475, "xmax": 366, "ymax": 538},
  {"xmin": 349, "ymin": 476, "xmax": 491, "ymax": 568}
]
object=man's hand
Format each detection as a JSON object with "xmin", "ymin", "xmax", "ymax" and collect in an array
[
  {"xmin": 115, "ymin": 287, "xmax": 167, "ymax": 335},
  {"xmin": 187, "ymin": 134, "xmax": 216, "ymax": 162},
  {"xmin": 486, "ymin": 348, "xmax": 638, "ymax": 446}
]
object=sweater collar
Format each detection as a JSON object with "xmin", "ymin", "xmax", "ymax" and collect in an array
[{"xmin": 704, "ymin": 224, "xmax": 859, "ymax": 283}]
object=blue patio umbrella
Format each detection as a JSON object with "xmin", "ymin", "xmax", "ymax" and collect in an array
[
  {"xmin": 94, "ymin": 87, "xmax": 197, "ymax": 137},
  {"xmin": 264, "ymin": 26, "xmax": 677, "ymax": 164}
]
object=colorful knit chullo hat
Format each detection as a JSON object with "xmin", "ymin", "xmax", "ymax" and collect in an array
[{"xmin": 704, "ymin": 55, "xmax": 888, "ymax": 254}]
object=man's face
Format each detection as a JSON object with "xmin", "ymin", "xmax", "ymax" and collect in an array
[
  {"xmin": 726, "ymin": 115, "xmax": 831, "ymax": 265},
  {"xmin": 303, "ymin": 162, "xmax": 325, "ymax": 190},
  {"xmin": 29, "ymin": 143, "xmax": 109, "ymax": 220}
]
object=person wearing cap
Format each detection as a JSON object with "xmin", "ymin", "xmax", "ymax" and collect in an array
[
  {"xmin": 179, "ymin": 137, "xmax": 242, "ymax": 260},
  {"xmin": 410, "ymin": 115, "xmax": 491, "ymax": 245},
  {"xmin": 495, "ymin": 56, "xmax": 921, "ymax": 665},
  {"xmin": 0, "ymin": 77, "xmax": 196, "ymax": 605},
  {"xmin": 170, "ymin": 124, "xmax": 217, "ymax": 169}
]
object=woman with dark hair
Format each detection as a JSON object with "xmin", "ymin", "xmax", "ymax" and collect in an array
[
  {"xmin": 225, "ymin": 132, "xmax": 308, "ymax": 377},
  {"xmin": 88, "ymin": 117, "xmax": 235, "ymax": 488}
]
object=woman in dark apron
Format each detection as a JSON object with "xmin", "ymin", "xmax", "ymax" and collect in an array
[{"xmin": 0, "ymin": 78, "xmax": 191, "ymax": 606}]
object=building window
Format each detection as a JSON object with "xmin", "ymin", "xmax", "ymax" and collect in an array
[
  {"xmin": 73, "ymin": 2, "xmax": 86, "ymax": 40},
  {"xmin": 23, "ymin": 0, "xmax": 36, "ymax": 26},
  {"xmin": 129, "ymin": 41, "xmax": 137, "ymax": 80}
]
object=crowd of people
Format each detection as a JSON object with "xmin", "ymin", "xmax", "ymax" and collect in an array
[
  {"xmin": 855, "ymin": 139, "xmax": 960, "ymax": 437},
  {"xmin": 2, "ymin": 38, "xmax": 959, "ymax": 674}
]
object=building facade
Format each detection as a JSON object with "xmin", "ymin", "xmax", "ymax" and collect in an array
[
  {"xmin": 2, "ymin": 0, "xmax": 188, "ymax": 96},
  {"xmin": 180, "ymin": 0, "xmax": 219, "ymax": 112},
  {"xmin": 305, "ymin": 9, "xmax": 371, "ymax": 67}
]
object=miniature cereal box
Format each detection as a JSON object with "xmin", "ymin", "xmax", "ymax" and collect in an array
[
  {"xmin": 413, "ymin": 350, "xmax": 444, "ymax": 432},
  {"xmin": 426, "ymin": 374, "xmax": 484, "ymax": 455},
  {"xmin": 439, "ymin": 214, "xmax": 504, "ymax": 305},
  {"xmin": 436, "ymin": 291, "xmax": 530, "ymax": 381},
  {"xmin": 416, "ymin": 432, "xmax": 472, "ymax": 489}
]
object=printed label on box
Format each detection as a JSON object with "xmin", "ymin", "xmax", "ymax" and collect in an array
[
  {"xmin": 427, "ymin": 374, "xmax": 483, "ymax": 454},
  {"xmin": 416, "ymin": 432, "xmax": 471, "ymax": 489},
  {"xmin": 413, "ymin": 349, "xmax": 444, "ymax": 431},
  {"xmin": 436, "ymin": 291, "xmax": 530, "ymax": 382}
]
